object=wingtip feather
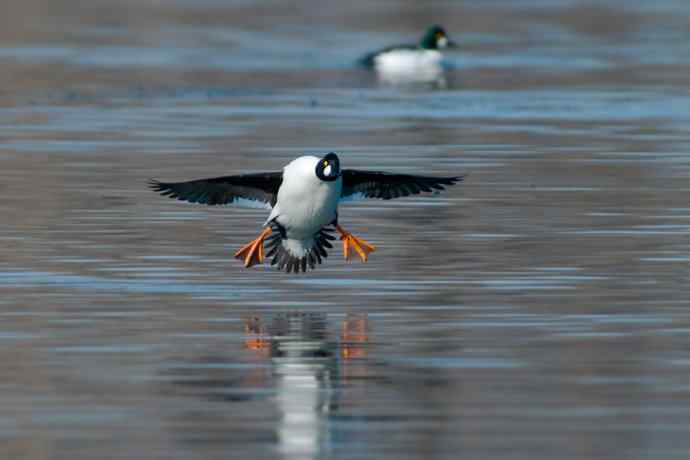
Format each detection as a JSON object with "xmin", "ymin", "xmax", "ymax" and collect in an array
[{"xmin": 148, "ymin": 179, "xmax": 165, "ymax": 192}]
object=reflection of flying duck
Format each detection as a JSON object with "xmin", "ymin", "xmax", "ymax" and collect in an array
[
  {"xmin": 359, "ymin": 25, "xmax": 457, "ymax": 83},
  {"xmin": 158, "ymin": 312, "xmax": 369, "ymax": 454},
  {"xmin": 244, "ymin": 313, "xmax": 369, "ymax": 361},
  {"xmin": 244, "ymin": 312, "xmax": 369, "ymax": 460},
  {"xmin": 150, "ymin": 152, "xmax": 461, "ymax": 273}
]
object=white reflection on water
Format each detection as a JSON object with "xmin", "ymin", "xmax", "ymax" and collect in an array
[
  {"xmin": 272, "ymin": 315, "xmax": 334, "ymax": 458},
  {"xmin": 243, "ymin": 313, "xmax": 368, "ymax": 459}
]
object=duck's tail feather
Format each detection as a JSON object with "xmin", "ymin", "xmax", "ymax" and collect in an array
[{"xmin": 265, "ymin": 223, "xmax": 335, "ymax": 274}]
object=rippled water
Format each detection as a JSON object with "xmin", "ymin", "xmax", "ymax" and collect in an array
[{"xmin": 2, "ymin": 1, "xmax": 690, "ymax": 459}]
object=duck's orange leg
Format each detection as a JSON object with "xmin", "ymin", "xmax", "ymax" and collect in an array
[
  {"xmin": 234, "ymin": 227, "xmax": 272, "ymax": 268},
  {"xmin": 335, "ymin": 224, "xmax": 376, "ymax": 262}
]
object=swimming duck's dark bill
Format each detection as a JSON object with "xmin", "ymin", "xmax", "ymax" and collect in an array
[{"xmin": 446, "ymin": 40, "xmax": 458, "ymax": 48}]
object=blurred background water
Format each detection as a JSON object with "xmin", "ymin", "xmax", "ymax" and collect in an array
[{"xmin": 2, "ymin": 0, "xmax": 690, "ymax": 459}]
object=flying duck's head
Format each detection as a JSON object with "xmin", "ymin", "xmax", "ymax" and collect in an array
[
  {"xmin": 315, "ymin": 152, "xmax": 340, "ymax": 182},
  {"xmin": 420, "ymin": 25, "xmax": 456, "ymax": 50}
]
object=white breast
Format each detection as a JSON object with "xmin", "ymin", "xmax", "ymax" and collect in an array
[
  {"xmin": 268, "ymin": 156, "xmax": 342, "ymax": 241},
  {"xmin": 374, "ymin": 49, "xmax": 443, "ymax": 83}
]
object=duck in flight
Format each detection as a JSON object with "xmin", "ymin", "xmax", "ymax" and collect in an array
[
  {"xmin": 150, "ymin": 153, "xmax": 461, "ymax": 273},
  {"xmin": 360, "ymin": 25, "xmax": 456, "ymax": 81}
]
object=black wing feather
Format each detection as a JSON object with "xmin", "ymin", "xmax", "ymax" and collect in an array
[
  {"xmin": 149, "ymin": 172, "xmax": 283, "ymax": 208},
  {"xmin": 341, "ymin": 170, "xmax": 462, "ymax": 201}
]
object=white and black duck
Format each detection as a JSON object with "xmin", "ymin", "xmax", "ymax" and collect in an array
[
  {"xmin": 150, "ymin": 152, "xmax": 461, "ymax": 273},
  {"xmin": 360, "ymin": 25, "xmax": 456, "ymax": 82}
]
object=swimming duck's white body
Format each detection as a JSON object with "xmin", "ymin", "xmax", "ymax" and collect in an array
[
  {"xmin": 374, "ymin": 48, "xmax": 442, "ymax": 72},
  {"xmin": 373, "ymin": 49, "xmax": 444, "ymax": 83},
  {"xmin": 360, "ymin": 25, "xmax": 454, "ymax": 85}
]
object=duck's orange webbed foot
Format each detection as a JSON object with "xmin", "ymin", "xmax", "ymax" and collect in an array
[
  {"xmin": 234, "ymin": 227, "xmax": 272, "ymax": 267},
  {"xmin": 335, "ymin": 224, "xmax": 376, "ymax": 262}
]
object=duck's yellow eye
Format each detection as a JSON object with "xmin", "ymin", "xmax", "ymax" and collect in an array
[{"xmin": 323, "ymin": 160, "xmax": 328, "ymax": 166}]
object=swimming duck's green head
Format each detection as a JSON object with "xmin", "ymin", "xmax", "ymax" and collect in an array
[{"xmin": 419, "ymin": 25, "xmax": 456, "ymax": 50}]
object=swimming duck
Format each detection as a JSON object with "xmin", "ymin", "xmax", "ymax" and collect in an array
[
  {"xmin": 150, "ymin": 152, "xmax": 461, "ymax": 273},
  {"xmin": 360, "ymin": 25, "xmax": 456, "ymax": 81}
]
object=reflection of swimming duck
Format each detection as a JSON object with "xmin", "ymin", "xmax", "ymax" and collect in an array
[
  {"xmin": 360, "ymin": 25, "xmax": 456, "ymax": 82},
  {"xmin": 150, "ymin": 152, "xmax": 461, "ymax": 273}
]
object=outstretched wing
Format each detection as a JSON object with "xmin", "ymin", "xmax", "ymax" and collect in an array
[
  {"xmin": 149, "ymin": 172, "xmax": 283, "ymax": 209},
  {"xmin": 341, "ymin": 170, "xmax": 462, "ymax": 201}
]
